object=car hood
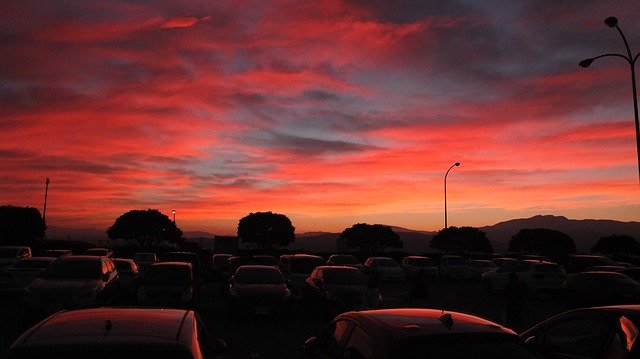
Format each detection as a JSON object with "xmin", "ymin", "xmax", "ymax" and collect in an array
[{"xmin": 28, "ymin": 278, "xmax": 100, "ymax": 292}]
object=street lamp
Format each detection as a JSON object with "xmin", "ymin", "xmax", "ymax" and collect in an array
[
  {"xmin": 43, "ymin": 177, "xmax": 50, "ymax": 221},
  {"xmin": 444, "ymin": 162, "xmax": 460, "ymax": 229},
  {"xmin": 171, "ymin": 209, "xmax": 176, "ymax": 223},
  {"xmin": 580, "ymin": 16, "xmax": 640, "ymax": 185}
]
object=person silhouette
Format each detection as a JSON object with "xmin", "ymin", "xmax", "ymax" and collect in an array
[{"xmin": 504, "ymin": 272, "xmax": 526, "ymax": 330}]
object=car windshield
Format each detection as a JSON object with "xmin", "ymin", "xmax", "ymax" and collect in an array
[
  {"xmin": 393, "ymin": 333, "xmax": 539, "ymax": 359},
  {"xmin": 291, "ymin": 258, "xmax": 325, "ymax": 273},
  {"xmin": 331, "ymin": 256, "xmax": 359, "ymax": 265},
  {"xmin": 0, "ymin": 248, "xmax": 19, "ymax": 258},
  {"xmin": 11, "ymin": 259, "xmax": 53, "ymax": 269},
  {"xmin": 412, "ymin": 258, "xmax": 435, "ymax": 267},
  {"xmin": 162, "ymin": 253, "xmax": 199, "ymax": 266},
  {"xmin": 145, "ymin": 266, "xmax": 190, "ymax": 285},
  {"xmin": 324, "ymin": 269, "xmax": 367, "ymax": 285},
  {"xmin": 377, "ymin": 258, "xmax": 399, "ymax": 267},
  {"xmin": 236, "ymin": 268, "xmax": 284, "ymax": 284},
  {"xmin": 43, "ymin": 260, "xmax": 101, "ymax": 280}
]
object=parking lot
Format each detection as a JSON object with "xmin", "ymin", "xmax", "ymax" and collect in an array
[{"xmin": 1, "ymin": 277, "xmax": 571, "ymax": 358}]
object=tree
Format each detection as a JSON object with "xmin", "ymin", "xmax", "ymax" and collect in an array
[
  {"xmin": 591, "ymin": 234, "xmax": 640, "ymax": 256},
  {"xmin": 339, "ymin": 223, "xmax": 402, "ymax": 255},
  {"xmin": 0, "ymin": 205, "xmax": 46, "ymax": 246},
  {"xmin": 509, "ymin": 228, "xmax": 576, "ymax": 261},
  {"xmin": 107, "ymin": 209, "xmax": 183, "ymax": 248},
  {"xmin": 237, "ymin": 212, "xmax": 295, "ymax": 250},
  {"xmin": 430, "ymin": 226, "xmax": 493, "ymax": 254}
]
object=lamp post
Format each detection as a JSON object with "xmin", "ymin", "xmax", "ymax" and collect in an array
[
  {"xmin": 444, "ymin": 162, "xmax": 460, "ymax": 229},
  {"xmin": 171, "ymin": 209, "xmax": 176, "ymax": 223},
  {"xmin": 580, "ymin": 16, "xmax": 640, "ymax": 185},
  {"xmin": 43, "ymin": 177, "xmax": 50, "ymax": 221}
]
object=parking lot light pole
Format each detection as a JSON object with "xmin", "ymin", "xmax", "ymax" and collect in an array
[
  {"xmin": 580, "ymin": 16, "xmax": 640, "ymax": 185},
  {"xmin": 444, "ymin": 162, "xmax": 460, "ymax": 229},
  {"xmin": 172, "ymin": 209, "xmax": 176, "ymax": 223}
]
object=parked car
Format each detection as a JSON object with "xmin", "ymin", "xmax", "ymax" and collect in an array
[
  {"xmin": 0, "ymin": 246, "xmax": 32, "ymax": 273},
  {"xmin": 326, "ymin": 254, "xmax": 364, "ymax": 271},
  {"xmin": 401, "ymin": 256, "xmax": 439, "ymax": 281},
  {"xmin": 22, "ymin": 255, "xmax": 119, "ymax": 314},
  {"xmin": 211, "ymin": 253, "xmax": 232, "ymax": 280},
  {"xmin": 304, "ymin": 265, "xmax": 369, "ymax": 313},
  {"xmin": 281, "ymin": 254, "xmax": 326, "ymax": 297},
  {"xmin": 0, "ymin": 257, "xmax": 56, "ymax": 296},
  {"xmin": 40, "ymin": 249, "xmax": 72, "ymax": 258},
  {"xmin": 521, "ymin": 305, "xmax": 640, "ymax": 359},
  {"xmin": 482, "ymin": 259, "xmax": 565, "ymax": 295},
  {"xmin": 4, "ymin": 307, "xmax": 226, "ymax": 359},
  {"xmin": 565, "ymin": 254, "xmax": 616, "ymax": 274},
  {"xmin": 160, "ymin": 251, "xmax": 200, "ymax": 274},
  {"xmin": 228, "ymin": 265, "xmax": 291, "ymax": 316},
  {"xmin": 439, "ymin": 255, "xmax": 473, "ymax": 280},
  {"xmin": 251, "ymin": 254, "xmax": 279, "ymax": 267},
  {"xmin": 363, "ymin": 257, "xmax": 405, "ymax": 282},
  {"xmin": 132, "ymin": 252, "xmax": 157, "ymax": 272},
  {"xmin": 137, "ymin": 261, "xmax": 196, "ymax": 308},
  {"xmin": 466, "ymin": 259, "xmax": 498, "ymax": 280},
  {"xmin": 302, "ymin": 308, "xmax": 540, "ymax": 358},
  {"xmin": 563, "ymin": 271, "xmax": 640, "ymax": 305},
  {"xmin": 84, "ymin": 247, "xmax": 113, "ymax": 257},
  {"xmin": 112, "ymin": 258, "xmax": 140, "ymax": 299}
]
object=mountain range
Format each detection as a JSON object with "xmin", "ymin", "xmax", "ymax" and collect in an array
[{"xmin": 47, "ymin": 215, "xmax": 639, "ymax": 253}]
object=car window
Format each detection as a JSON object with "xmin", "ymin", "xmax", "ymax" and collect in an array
[
  {"xmin": 235, "ymin": 268, "xmax": 284, "ymax": 284},
  {"xmin": 324, "ymin": 269, "xmax": 367, "ymax": 285},
  {"xmin": 534, "ymin": 316, "xmax": 612, "ymax": 358},
  {"xmin": 44, "ymin": 260, "xmax": 102, "ymax": 280},
  {"xmin": 394, "ymin": 333, "xmax": 538, "ymax": 359},
  {"xmin": 315, "ymin": 320, "xmax": 351, "ymax": 358},
  {"xmin": 343, "ymin": 324, "xmax": 374, "ymax": 359}
]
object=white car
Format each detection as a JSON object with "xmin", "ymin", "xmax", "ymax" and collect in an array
[
  {"xmin": 482, "ymin": 259, "xmax": 565, "ymax": 295},
  {"xmin": 364, "ymin": 257, "xmax": 405, "ymax": 282},
  {"xmin": 466, "ymin": 259, "xmax": 498, "ymax": 280},
  {"xmin": 402, "ymin": 256, "xmax": 439, "ymax": 281}
]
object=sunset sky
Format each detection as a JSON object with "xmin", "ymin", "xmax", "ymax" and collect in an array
[{"xmin": 1, "ymin": 0, "xmax": 639, "ymax": 236}]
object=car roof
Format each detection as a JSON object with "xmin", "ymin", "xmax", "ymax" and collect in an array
[
  {"xmin": 316, "ymin": 265, "xmax": 360, "ymax": 271},
  {"xmin": 150, "ymin": 261, "xmax": 192, "ymax": 268},
  {"xmin": 338, "ymin": 309, "xmax": 514, "ymax": 337},
  {"xmin": 16, "ymin": 257, "xmax": 56, "ymax": 262},
  {"xmin": 55, "ymin": 255, "xmax": 106, "ymax": 261},
  {"xmin": 237, "ymin": 264, "xmax": 280, "ymax": 271},
  {"xmin": 11, "ymin": 307, "xmax": 192, "ymax": 347},
  {"xmin": 0, "ymin": 246, "xmax": 30, "ymax": 249}
]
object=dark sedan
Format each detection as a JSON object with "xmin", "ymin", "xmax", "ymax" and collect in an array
[
  {"xmin": 137, "ymin": 262, "xmax": 196, "ymax": 308},
  {"xmin": 229, "ymin": 264, "xmax": 291, "ymax": 316},
  {"xmin": 304, "ymin": 265, "xmax": 369, "ymax": 314},
  {"xmin": 303, "ymin": 308, "xmax": 541, "ymax": 358},
  {"xmin": 521, "ymin": 305, "xmax": 640, "ymax": 359}
]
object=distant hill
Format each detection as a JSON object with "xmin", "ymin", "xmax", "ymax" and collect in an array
[
  {"xmin": 45, "ymin": 215, "xmax": 639, "ymax": 254},
  {"xmin": 482, "ymin": 215, "xmax": 640, "ymax": 253}
]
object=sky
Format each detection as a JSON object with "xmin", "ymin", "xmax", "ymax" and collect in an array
[{"xmin": 1, "ymin": 0, "xmax": 639, "ymax": 236}]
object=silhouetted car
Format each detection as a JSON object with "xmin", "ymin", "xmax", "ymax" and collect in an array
[
  {"xmin": 364, "ymin": 257, "xmax": 405, "ymax": 282},
  {"xmin": 302, "ymin": 308, "xmax": 541, "ymax": 358},
  {"xmin": 22, "ymin": 255, "xmax": 119, "ymax": 313},
  {"xmin": 137, "ymin": 261, "xmax": 196, "ymax": 308},
  {"xmin": 466, "ymin": 259, "xmax": 498, "ymax": 280},
  {"xmin": 281, "ymin": 254, "xmax": 326, "ymax": 297},
  {"xmin": 228, "ymin": 265, "xmax": 291, "ymax": 316},
  {"xmin": 402, "ymin": 256, "xmax": 439, "ymax": 281},
  {"xmin": 482, "ymin": 259, "xmax": 565, "ymax": 295},
  {"xmin": 41, "ymin": 249, "xmax": 72, "ymax": 258},
  {"xmin": 0, "ymin": 246, "xmax": 32, "ymax": 273},
  {"xmin": 565, "ymin": 254, "xmax": 616, "ymax": 274},
  {"xmin": 4, "ymin": 307, "xmax": 226, "ymax": 359},
  {"xmin": 84, "ymin": 247, "xmax": 113, "ymax": 257},
  {"xmin": 112, "ymin": 258, "xmax": 140, "ymax": 299},
  {"xmin": 563, "ymin": 271, "xmax": 640, "ymax": 305},
  {"xmin": 132, "ymin": 252, "xmax": 157, "ymax": 272},
  {"xmin": 160, "ymin": 251, "xmax": 200, "ymax": 274},
  {"xmin": 439, "ymin": 255, "xmax": 473, "ymax": 280},
  {"xmin": 251, "ymin": 254, "xmax": 279, "ymax": 267},
  {"xmin": 621, "ymin": 267, "xmax": 640, "ymax": 282},
  {"xmin": 211, "ymin": 253, "xmax": 232, "ymax": 280},
  {"xmin": 326, "ymin": 254, "xmax": 364, "ymax": 271},
  {"xmin": 521, "ymin": 305, "xmax": 640, "ymax": 359},
  {"xmin": 304, "ymin": 265, "xmax": 369, "ymax": 313},
  {"xmin": 0, "ymin": 257, "xmax": 56, "ymax": 296}
]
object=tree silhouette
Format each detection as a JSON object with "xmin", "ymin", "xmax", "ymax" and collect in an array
[
  {"xmin": 237, "ymin": 212, "xmax": 295, "ymax": 250},
  {"xmin": 591, "ymin": 234, "xmax": 640, "ymax": 256},
  {"xmin": 107, "ymin": 209, "xmax": 183, "ymax": 248},
  {"xmin": 0, "ymin": 205, "xmax": 46, "ymax": 246},
  {"xmin": 430, "ymin": 226, "xmax": 493, "ymax": 254},
  {"xmin": 509, "ymin": 228, "xmax": 576, "ymax": 261},
  {"xmin": 339, "ymin": 223, "xmax": 402, "ymax": 255}
]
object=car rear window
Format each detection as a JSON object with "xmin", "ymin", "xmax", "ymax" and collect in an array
[
  {"xmin": 291, "ymin": 258, "xmax": 325, "ymax": 273},
  {"xmin": 236, "ymin": 268, "xmax": 284, "ymax": 284},
  {"xmin": 324, "ymin": 269, "xmax": 367, "ymax": 285},
  {"xmin": 145, "ymin": 266, "xmax": 191, "ymax": 285},
  {"xmin": 43, "ymin": 260, "xmax": 101, "ymax": 280}
]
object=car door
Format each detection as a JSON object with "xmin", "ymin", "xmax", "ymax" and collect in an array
[
  {"xmin": 522, "ymin": 310, "xmax": 622, "ymax": 359},
  {"xmin": 342, "ymin": 323, "xmax": 376, "ymax": 359},
  {"xmin": 306, "ymin": 319, "xmax": 354, "ymax": 358}
]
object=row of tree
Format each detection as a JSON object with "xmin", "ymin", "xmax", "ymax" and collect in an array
[{"xmin": 0, "ymin": 205, "xmax": 638, "ymax": 258}]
